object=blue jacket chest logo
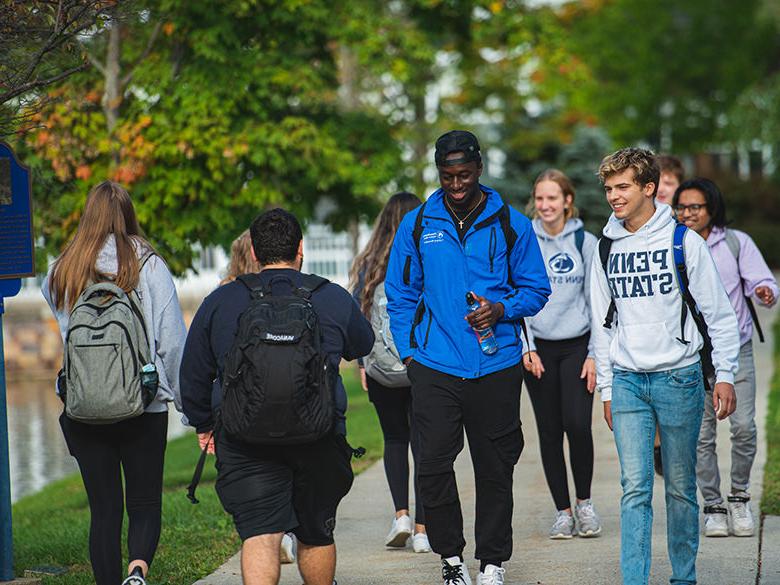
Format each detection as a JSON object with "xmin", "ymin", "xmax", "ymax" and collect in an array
[
  {"xmin": 422, "ymin": 231, "xmax": 445, "ymax": 245},
  {"xmin": 549, "ymin": 252, "xmax": 575, "ymax": 274}
]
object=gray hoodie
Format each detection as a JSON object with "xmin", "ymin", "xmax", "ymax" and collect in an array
[
  {"xmin": 524, "ymin": 218, "xmax": 597, "ymax": 353},
  {"xmin": 42, "ymin": 235, "xmax": 187, "ymax": 414}
]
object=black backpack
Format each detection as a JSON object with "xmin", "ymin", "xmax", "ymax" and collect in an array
[{"xmin": 219, "ymin": 273, "xmax": 334, "ymax": 445}]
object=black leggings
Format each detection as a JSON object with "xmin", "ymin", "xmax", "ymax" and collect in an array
[
  {"xmin": 367, "ymin": 375, "xmax": 424, "ymax": 525},
  {"xmin": 59, "ymin": 411, "xmax": 168, "ymax": 585},
  {"xmin": 524, "ymin": 334, "xmax": 594, "ymax": 511}
]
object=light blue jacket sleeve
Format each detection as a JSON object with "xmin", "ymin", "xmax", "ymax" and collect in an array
[
  {"xmin": 385, "ymin": 211, "xmax": 423, "ymax": 362},
  {"xmin": 499, "ymin": 211, "xmax": 551, "ymax": 322}
]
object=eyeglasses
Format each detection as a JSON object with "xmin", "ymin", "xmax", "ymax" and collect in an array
[{"xmin": 673, "ymin": 203, "xmax": 706, "ymax": 214}]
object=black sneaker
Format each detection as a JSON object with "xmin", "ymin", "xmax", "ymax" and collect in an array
[
  {"xmin": 653, "ymin": 446, "xmax": 664, "ymax": 477},
  {"xmin": 121, "ymin": 566, "xmax": 146, "ymax": 585}
]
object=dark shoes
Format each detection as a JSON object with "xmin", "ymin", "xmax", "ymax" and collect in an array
[{"xmin": 654, "ymin": 446, "xmax": 664, "ymax": 477}]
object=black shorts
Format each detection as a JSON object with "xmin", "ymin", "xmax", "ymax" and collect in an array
[{"xmin": 214, "ymin": 431, "xmax": 354, "ymax": 544}]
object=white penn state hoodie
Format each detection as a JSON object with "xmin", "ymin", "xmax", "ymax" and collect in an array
[{"xmin": 589, "ymin": 203, "xmax": 739, "ymax": 401}]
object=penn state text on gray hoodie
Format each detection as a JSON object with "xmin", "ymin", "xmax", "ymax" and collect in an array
[
  {"xmin": 524, "ymin": 218, "xmax": 597, "ymax": 353},
  {"xmin": 42, "ymin": 235, "xmax": 187, "ymax": 414},
  {"xmin": 589, "ymin": 203, "xmax": 740, "ymax": 402}
]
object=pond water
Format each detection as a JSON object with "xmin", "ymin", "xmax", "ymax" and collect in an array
[{"xmin": 6, "ymin": 377, "xmax": 188, "ymax": 502}]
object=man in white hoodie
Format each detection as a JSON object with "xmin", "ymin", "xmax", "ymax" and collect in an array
[{"xmin": 589, "ymin": 148, "xmax": 740, "ymax": 585}]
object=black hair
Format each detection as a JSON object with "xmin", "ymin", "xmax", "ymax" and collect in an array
[
  {"xmin": 672, "ymin": 177, "xmax": 727, "ymax": 228},
  {"xmin": 249, "ymin": 208, "xmax": 303, "ymax": 266}
]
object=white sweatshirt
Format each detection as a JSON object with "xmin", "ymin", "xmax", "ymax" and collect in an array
[{"xmin": 589, "ymin": 203, "xmax": 740, "ymax": 401}]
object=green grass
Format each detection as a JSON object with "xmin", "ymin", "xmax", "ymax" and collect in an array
[
  {"xmin": 12, "ymin": 363, "xmax": 383, "ymax": 584},
  {"xmin": 762, "ymin": 316, "xmax": 780, "ymax": 515}
]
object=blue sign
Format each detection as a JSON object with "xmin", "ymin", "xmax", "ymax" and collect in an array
[{"xmin": 0, "ymin": 142, "xmax": 34, "ymax": 280}]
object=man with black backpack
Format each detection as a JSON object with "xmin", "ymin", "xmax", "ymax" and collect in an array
[
  {"xmin": 180, "ymin": 208, "xmax": 374, "ymax": 585},
  {"xmin": 385, "ymin": 130, "xmax": 551, "ymax": 585},
  {"xmin": 589, "ymin": 148, "xmax": 740, "ymax": 585}
]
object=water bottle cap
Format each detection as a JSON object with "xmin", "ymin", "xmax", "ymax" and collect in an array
[{"xmin": 465, "ymin": 292, "xmax": 475, "ymax": 305}]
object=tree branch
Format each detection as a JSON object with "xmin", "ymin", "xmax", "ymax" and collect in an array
[
  {"xmin": 0, "ymin": 61, "xmax": 88, "ymax": 104},
  {"xmin": 121, "ymin": 20, "xmax": 162, "ymax": 89}
]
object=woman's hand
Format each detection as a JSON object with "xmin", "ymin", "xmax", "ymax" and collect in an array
[
  {"xmin": 580, "ymin": 357, "xmax": 597, "ymax": 393},
  {"xmin": 359, "ymin": 367, "xmax": 368, "ymax": 392},
  {"xmin": 522, "ymin": 351, "xmax": 544, "ymax": 379}
]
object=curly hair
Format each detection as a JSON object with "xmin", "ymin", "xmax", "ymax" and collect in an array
[{"xmin": 598, "ymin": 147, "xmax": 660, "ymax": 196}]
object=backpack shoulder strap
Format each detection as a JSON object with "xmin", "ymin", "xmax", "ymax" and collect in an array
[
  {"xmin": 498, "ymin": 202, "xmax": 518, "ymax": 287},
  {"xmin": 574, "ymin": 226, "xmax": 585, "ymax": 259},
  {"xmin": 598, "ymin": 236, "xmax": 617, "ymax": 329},
  {"xmin": 672, "ymin": 223, "xmax": 711, "ymax": 345},
  {"xmin": 724, "ymin": 229, "xmax": 764, "ymax": 342},
  {"xmin": 724, "ymin": 228, "xmax": 741, "ymax": 260},
  {"xmin": 299, "ymin": 273, "xmax": 329, "ymax": 298},
  {"xmin": 411, "ymin": 201, "xmax": 428, "ymax": 255}
]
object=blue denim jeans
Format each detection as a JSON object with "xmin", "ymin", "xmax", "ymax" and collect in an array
[{"xmin": 612, "ymin": 362, "xmax": 705, "ymax": 585}]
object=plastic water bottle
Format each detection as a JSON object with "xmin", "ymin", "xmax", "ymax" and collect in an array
[{"xmin": 466, "ymin": 292, "xmax": 498, "ymax": 355}]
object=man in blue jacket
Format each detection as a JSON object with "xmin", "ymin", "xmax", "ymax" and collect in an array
[{"xmin": 386, "ymin": 130, "xmax": 551, "ymax": 585}]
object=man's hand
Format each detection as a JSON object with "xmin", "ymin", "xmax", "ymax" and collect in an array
[
  {"xmin": 403, "ymin": 357, "xmax": 413, "ymax": 366},
  {"xmin": 755, "ymin": 285, "xmax": 775, "ymax": 306},
  {"xmin": 522, "ymin": 351, "xmax": 545, "ymax": 379},
  {"xmin": 580, "ymin": 357, "xmax": 597, "ymax": 393},
  {"xmin": 359, "ymin": 367, "xmax": 368, "ymax": 391},
  {"xmin": 603, "ymin": 401, "xmax": 613, "ymax": 431},
  {"xmin": 198, "ymin": 431, "xmax": 215, "ymax": 454},
  {"xmin": 712, "ymin": 382, "xmax": 737, "ymax": 420},
  {"xmin": 465, "ymin": 292, "xmax": 504, "ymax": 330}
]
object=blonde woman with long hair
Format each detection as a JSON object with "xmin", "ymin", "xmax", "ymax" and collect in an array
[
  {"xmin": 348, "ymin": 191, "xmax": 431, "ymax": 552},
  {"xmin": 220, "ymin": 229, "xmax": 260, "ymax": 286},
  {"xmin": 42, "ymin": 181, "xmax": 186, "ymax": 585}
]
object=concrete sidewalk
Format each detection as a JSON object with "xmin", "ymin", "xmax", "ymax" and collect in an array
[{"xmin": 196, "ymin": 304, "xmax": 777, "ymax": 585}]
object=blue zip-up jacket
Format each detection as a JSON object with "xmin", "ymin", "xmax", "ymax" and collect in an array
[{"xmin": 385, "ymin": 186, "xmax": 551, "ymax": 378}]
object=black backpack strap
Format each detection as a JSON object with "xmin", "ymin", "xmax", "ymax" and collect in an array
[
  {"xmin": 746, "ymin": 297, "xmax": 765, "ymax": 342},
  {"xmin": 187, "ymin": 421, "xmax": 219, "ymax": 504},
  {"xmin": 498, "ymin": 203, "xmax": 518, "ymax": 287},
  {"xmin": 598, "ymin": 236, "xmax": 617, "ymax": 329},
  {"xmin": 411, "ymin": 201, "xmax": 428, "ymax": 254},
  {"xmin": 298, "ymin": 273, "xmax": 329, "ymax": 298}
]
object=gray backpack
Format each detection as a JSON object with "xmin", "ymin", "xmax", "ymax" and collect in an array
[
  {"xmin": 364, "ymin": 282, "xmax": 409, "ymax": 388},
  {"xmin": 63, "ymin": 257, "xmax": 155, "ymax": 424}
]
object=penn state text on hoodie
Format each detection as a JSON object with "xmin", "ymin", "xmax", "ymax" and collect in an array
[
  {"xmin": 524, "ymin": 218, "xmax": 597, "ymax": 353},
  {"xmin": 589, "ymin": 203, "xmax": 740, "ymax": 401},
  {"xmin": 385, "ymin": 186, "xmax": 551, "ymax": 379}
]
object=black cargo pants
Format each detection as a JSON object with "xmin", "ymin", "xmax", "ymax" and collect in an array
[{"xmin": 407, "ymin": 360, "xmax": 524, "ymax": 561}]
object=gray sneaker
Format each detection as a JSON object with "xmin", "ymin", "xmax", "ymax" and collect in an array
[
  {"xmin": 549, "ymin": 510, "xmax": 574, "ymax": 539},
  {"xmin": 575, "ymin": 499, "xmax": 602, "ymax": 538}
]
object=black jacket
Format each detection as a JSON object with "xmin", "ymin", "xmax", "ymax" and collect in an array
[{"xmin": 180, "ymin": 268, "xmax": 374, "ymax": 434}]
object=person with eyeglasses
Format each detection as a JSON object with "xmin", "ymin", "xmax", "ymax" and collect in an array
[{"xmin": 674, "ymin": 178, "xmax": 778, "ymax": 539}]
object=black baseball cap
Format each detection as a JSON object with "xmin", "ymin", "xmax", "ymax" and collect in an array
[{"xmin": 434, "ymin": 130, "xmax": 481, "ymax": 167}]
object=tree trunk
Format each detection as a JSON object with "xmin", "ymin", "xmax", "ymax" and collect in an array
[{"xmin": 103, "ymin": 13, "xmax": 122, "ymax": 166}]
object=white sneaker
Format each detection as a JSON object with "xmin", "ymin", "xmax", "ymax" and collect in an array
[
  {"xmin": 385, "ymin": 514, "xmax": 412, "ymax": 547},
  {"xmin": 280, "ymin": 532, "xmax": 296, "ymax": 563},
  {"xmin": 575, "ymin": 499, "xmax": 602, "ymax": 537},
  {"xmin": 442, "ymin": 556, "xmax": 472, "ymax": 585},
  {"xmin": 703, "ymin": 505, "xmax": 729, "ymax": 537},
  {"xmin": 412, "ymin": 532, "xmax": 432, "ymax": 553},
  {"xmin": 549, "ymin": 510, "xmax": 574, "ymax": 539},
  {"xmin": 728, "ymin": 493, "xmax": 755, "ymax": 537},
  {"xmin": 476, "ymin": 564, "xmax": 505, "ymax": 585}
]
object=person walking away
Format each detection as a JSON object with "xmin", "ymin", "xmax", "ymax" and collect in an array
[
  {"xmin": 349, "ymin": 191, "xmax": 431, "ymax": 553},
  {"xmin": 673, "ymin": 178, "xmax": 778, "ymax": 537},
  {"xmin": 521, "ymin": 169, "xmax": 601, "ymax": 540},
  {"xmin": 590, "ymin": 148, "xmax": 739, "ymax": 585},
  {"xmin": 181, "ymin": 209, "xmax": 374, "ymax": 585},
  {"xmin": 42, "ymin": 180, "xmax": 187, "ymax": 585},
  {"xmin": 386, "ymin": 130, "xmax": 551, "ymax": 585}
]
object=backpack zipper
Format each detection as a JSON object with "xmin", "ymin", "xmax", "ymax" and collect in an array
[{"xmin": 67, "ymin": 322, "xmax": 139, "ymax": 375}]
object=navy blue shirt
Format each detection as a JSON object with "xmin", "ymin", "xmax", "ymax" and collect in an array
[{"xmin": 180, "ymin": 269, "xmax": 374, "ymax": 434}]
